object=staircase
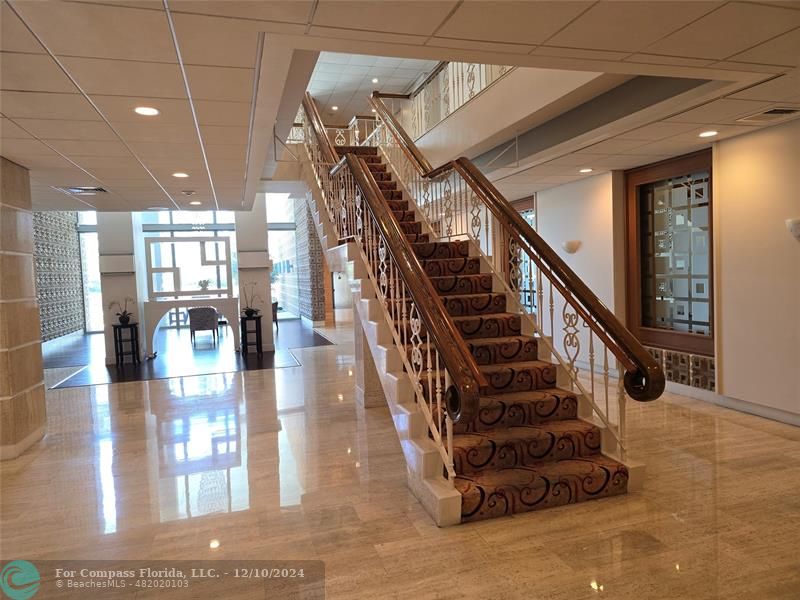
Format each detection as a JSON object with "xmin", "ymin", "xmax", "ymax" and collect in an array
[{"xmin": 333, "ymin": 145, "xmax": 628, "ymax": 523}]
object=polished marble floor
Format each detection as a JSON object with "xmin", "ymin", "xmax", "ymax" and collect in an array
[
  {"xmin": 3, "ymin": 310, "xmax": 799, "ymax": 599},
  {"xmin": 44, "ymin": 319, "xmax": 333, "ymax": 388}
]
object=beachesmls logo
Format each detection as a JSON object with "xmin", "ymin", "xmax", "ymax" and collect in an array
[{"xmin": 0, "ymin": 561, "xmax": 40, "ymax": 600}]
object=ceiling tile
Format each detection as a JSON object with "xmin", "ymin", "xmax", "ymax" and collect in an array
[
  {"xmin": 200, "ymin": 125, "xmax": 249, "ymax": 145},
  {"xmin": 205, "ymin": 145, "xmax": 247, "ymax": 161},
  {"xmin": 193, "ymin": 100, "xmax": 251, "ymax": 127},
  {"xmin": 59, "ymin": 56, "xmax": 186, "ymax": 97},
  {"xmin": 618, "ymin": 121, "xmax": 700, "ymax": 141},
  {"xmin": 546, "ymin": 1, "xmax": 722, "ymax": 53},
  {"xmin": 171, "ymin": 13, "xmax": 262, "ymax": 68},
  {"xmin": 127, "ymin": 141, "xmax": 202, "ymax": 159},
  {"xmin": 11, "ymin": 1, "xmax": 176, "ymax": 63},
  {"xmin": 531, "ymin": 46, "xmax": 630, "ymax": 61},
  {"xmin": 169, "ymin": 0, "xmax": 313, "ymax": 23},
  {"xmin": 624, "ymin": 53, "xmax": 716, "ymax": 67},
  {"xmin": 0, "ymin": 138, "xmax": 57, "ymax": 156},
  {"xmin": 306, "ymin": 25, "xmax": 423, "ymax": 45},
  {"xmin": 729, "ymin": 27, "xmax": 800, "ymax": 66},
  {"xmin": 90, "ymin": 95, "xmax": 194, "ymax": 124},
  {"xmin": 665, "ymin": 98, "xmax": 775, "ymax": 124},
  {"xmin": 436, "ymin": 1, "xmax": 593, "ymax": 45},
  {"xmin": 1, "ymin": 117, "xmax": 34, "ymax": 139},
  {"xmin": 0, "ymin": 52, "xmax": 76, "ymax": 93},
  {"xmin": 580, "ymin": 138, "xmax": 649, "ymax": 154},
  {"xmin": 46, "ymin": 140, "xmax": 134, "ymax": 157},
  {"xmin": 731, "ymin": 70, "xmax": 800, "ymax": 102},
  {"xmin": 643, "ymin": 2, "xmax": 800, "ymax": 60},
  {"xmin": 312, "ymin": 1, "xmax": 457, "ymax": 36},
  {"xmin": 112, "ymin": 122, "xmax": 198, "ymax": 143},
  {"xmin": 11, "ymin": 118, "xmax": 118, "ymax": 141},
  {"xmin": 185, "ymin": 66, "xmax": 254, "ymax": 101},
  {"xmin": 0, "ymin": 90, "xmax": 100, "ymax": 121},
  {"xmin": 0, "ymin": 3, "xmax": 45, "ymax": 54}
]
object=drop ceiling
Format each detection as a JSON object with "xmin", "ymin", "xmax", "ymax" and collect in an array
[
  {"xmin": 0, "ymin": 0, "xmax": 797, "ymax": 210},
  {"xmin": 308, "ymin": 52, "xmax": 438, "ymax": 123}
]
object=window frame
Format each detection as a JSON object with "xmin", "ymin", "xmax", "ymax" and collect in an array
[{"xmin": 625, "ymin": 149, "xmax": 714, "ymax": 356}]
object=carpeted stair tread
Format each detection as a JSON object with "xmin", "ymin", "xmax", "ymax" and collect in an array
[
  {"xmin": 455, "ymin": 456, "xmax": 629, "ymax": 522},
  {"xmin": 479, "ymin": 360, "xmax": 558, "ymax": 393},
  {"xmin": 450, "ymin": 313, "xmax": 522, "ymax": 339},
  {"xmin": 461, "ymin": 388, "xmax": 579, "ymax": 432},
  {"xmin": 465, "ymin": 334, "xmax": 538, "ymax": 364},
  {"xmin": 452, "ymin": 419, "xmax": 602, "ymax": 473},
  {"xmin": 412, "ymin": 240, "xmax": 471, "ymax": 259},
  {"xmin": 421, "ymin": 257, "xmax": 482, "ymax": 277},
  {"xmin": 441, "ymin": 293, "xmax": 507, "ymax": 316},
  {"xmin": 435, "ymin": 388, "xmax": 579, "ymax": 433},
  {"xmin": 429, "ymin": 273, "xmax": 493, "ymax": 295},
  {"xmin": 336, "ymin": 145, "xmax": 377, "ymax": 155}
]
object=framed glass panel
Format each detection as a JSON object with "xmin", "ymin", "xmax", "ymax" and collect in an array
[{"xmin": 626, "ymin": 150, "xmax": 714, "ymax": 355}]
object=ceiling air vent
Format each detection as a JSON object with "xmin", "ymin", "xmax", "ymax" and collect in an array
[
  {"xmin": 737, "ymin": 106, "xmax": 800, "ymax": 124},
  {"xmin": 54, "ymin": 186, "xmax": 108, "ymax": 196}
]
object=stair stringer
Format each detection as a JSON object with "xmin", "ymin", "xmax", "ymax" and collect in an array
[{"xmin": 301, "ymin": 160, "xmax": 462, "ymax": 526}]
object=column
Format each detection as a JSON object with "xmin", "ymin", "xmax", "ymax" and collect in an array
[
  {"xmin": 0, "ymin": 157, "xmax": 46, "ymax": 459},
  {"xmin": 97, "ymin": 212, "xmax": 143, "ymax": 363},
  {"xmin": 235, "ymin": 195, "xmax": 274, "ymax": 351}
]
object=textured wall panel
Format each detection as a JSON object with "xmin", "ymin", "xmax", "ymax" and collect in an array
[
  {"xmin": 33, "ymin": 211, "xmax": 85, "ymax": 341},
  {"xmin": 646, "ymin": 346, "xmax": 715, "ymax": 392},
  {"xmin": 294, "ymin": 198, "xmax": 327, "ymax": 322}
]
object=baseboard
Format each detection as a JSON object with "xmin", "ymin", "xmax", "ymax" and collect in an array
[
  {"xmin": 301, "ymin": 316, "xmax": 326, "ymax": 327},
  {"xmin": 0, "ymin": 425, "xmax": 45, "ymax": 460},
  {"xmin": 666, "ymin": 381, "xmax": 800, "ymax": 427}
]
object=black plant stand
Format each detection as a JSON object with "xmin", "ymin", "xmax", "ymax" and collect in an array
[
  {"xmin": 113, "ymin": 322, "xmax": 140, "ymax": 365},
  {"xmin": 240, "ymin": 315, "xmax": 263, "ymax": 354}
]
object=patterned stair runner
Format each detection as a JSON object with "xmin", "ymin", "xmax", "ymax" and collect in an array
[{"xmin": 338, "ymin": 145, "xmax": 629, "ymax": 522}]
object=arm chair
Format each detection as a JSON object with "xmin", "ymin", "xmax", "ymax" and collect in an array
[{"xmin": 188, "ymin": 306, "xmax": 219, "ymax": 346}]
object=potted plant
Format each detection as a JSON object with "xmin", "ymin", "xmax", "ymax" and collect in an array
[
  {"xmin": 241, "ymin": 282, "xmax": 264, "ymax": 318},
  {"xmin": 198, "ymin": 279, "xmax": 211, "ymax": 291},
  {"xmin": 108, "ymin": 297, "xmax": 136, "ymax": 325}
]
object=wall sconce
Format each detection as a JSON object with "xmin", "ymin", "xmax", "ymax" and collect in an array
[
  {"xmin": 786, "ymin": 218, "xmax": 800, "ymax": 242},
  {"xmin": 562, "ymin": 240, "xmax": 582, "ymax": 254}
]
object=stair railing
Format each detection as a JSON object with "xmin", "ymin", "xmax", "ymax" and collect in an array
[
  {"xmin": 300, "ymin": 92, "xmax": 488, "ymax": 482},
  {"xmin": 366, "ymin": 92, "xmax": 665, "ymax": 459}
]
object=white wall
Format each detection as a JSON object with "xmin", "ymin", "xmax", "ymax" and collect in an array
[
  {"xmin": 415, "ymin": 67, "xmax": 604, "ymax": 166},
  {"xmin": 537, "ymin": 172, "xmax": 617, "ymax": 312},
  {"xmin": 714, "ymin": 119, "xmax": 800, "ymax": 417},
  {"xmin": 536, "ymin": 173, "xmax": 624, "ymax": 368}
]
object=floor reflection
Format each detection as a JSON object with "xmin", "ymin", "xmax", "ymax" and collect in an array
[{"xmin": 152, "ymin": 374, "xmax": 250, "ymax": 522}]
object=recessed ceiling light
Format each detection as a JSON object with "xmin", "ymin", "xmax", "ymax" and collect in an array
[
  {"xmin": 331, "ymin": 106, "xmax": 338, "ymax": 111},
  {"xmin": 134, "ymin": 106, "xmax": 159, "ymax": 116},
  {"xmin": 579, "ymin": 168, "xmax": 593, "ymax": 173},
  {"xmin": 172, "ymin": 172, "xmax": 189, "ymax": 178},
  {"xmin": 209, "ymin": 539, "xmax": 220, "ymax": 549},
  {"xmin": 698, "ymin": 130, "xmax": 718, "ymax": 138},
  {"xmin": 189, "ymin": 200, "xmax": 202, "ymax": 206},
  {"xmin": 372, "ymin": 78, "xmax": 379, "ymax": 84},
  {"xmin": 371, "ymin": 108, "xmax": 376, "ymax": 113}
]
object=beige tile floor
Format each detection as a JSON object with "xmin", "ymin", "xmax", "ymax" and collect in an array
[{"xmin": 2, "ymin": 310, "xmax": 799, "ymax": 599}]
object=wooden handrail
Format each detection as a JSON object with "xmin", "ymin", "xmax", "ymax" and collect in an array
[
  {"xmin": 370, "ymin": 92, "xmax": 665, "ymax": 402},
  {"xmin": 345, "ymin": 154, "xmax": 486, "ymax": 421},
  {"xmin": 302, "ymin": 92, "xmax": 338, "ymax": 165},
  {"xmin": 302, "ymin": 92, "xmax": 485, "ymax": 422}
]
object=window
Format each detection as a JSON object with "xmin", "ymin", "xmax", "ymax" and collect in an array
[
  {"xmin": 625, "ymin": 150, "xmax": 713, "ymax": 355},
  {"xmin": 139, "ymin": 210, "xmax": 236, "ymax": 327},
  {"xmin": 266, "ymin": 194, "xmax": 300, "ymax": 319}
]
